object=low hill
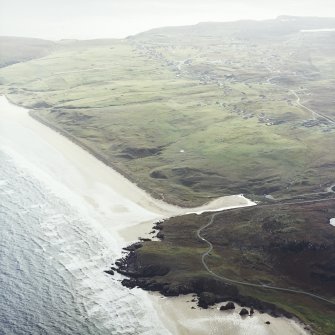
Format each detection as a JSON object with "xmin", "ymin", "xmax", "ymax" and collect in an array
[
  {"xmin": 0, "ymin": 17, "xmax": 334, "ymax": 207},
  {"xmin": 115, "ymin": 199, "xmax": 335, "ymax": 334},
  {"xmin": 0, "ymin": 36, "xmax": 55, "ymax": 68},
  {"xmin": 131, "ymin": 16, "xmax": 335, "ymax": 44}
]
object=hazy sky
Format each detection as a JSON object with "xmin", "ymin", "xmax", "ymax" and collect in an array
[{"xmin": 1, "ymin": 0, "xmax": 335, "ymax": 40}]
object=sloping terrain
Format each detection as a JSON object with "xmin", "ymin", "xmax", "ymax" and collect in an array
[
  {"xmin": 115, "ymin": 199, "xmax": 335, "ymax": 334},
  {"xmin": 0, "ymin": 36, "xmax": 55, "ymax": 68},
  {"xmin": 0, "ymin": 17, "xmax": 335, "ymax": 206}
]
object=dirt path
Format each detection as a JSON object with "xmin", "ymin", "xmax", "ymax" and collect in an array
[
  {"xmin": 197, "ymin": 210, "xmax": 335, "ymax": 306},
  {"xmin": 290, "ymin": 89, "xmax": 335, "ymax": 125}
]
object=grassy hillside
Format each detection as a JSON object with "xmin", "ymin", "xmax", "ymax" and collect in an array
[
  {"xmin": 0, "ymin": 36, "xmax": 55, "ymax": 68},
  {"xmin": 133, "ymin": 16, "xmax": 335, "ymax": 43},
  {"xmin": 116, "ymin": 199, "xmax": 335, "ymax": 334},
  {"xmin": 0, "ymin": 17, "xmax": 334, "ymax": 207}
]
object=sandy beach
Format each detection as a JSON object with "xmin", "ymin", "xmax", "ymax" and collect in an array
[
  {"xmin": 0, "ymin": 95, "xmax": 310, "ymax": 335},
  {"xmin": 151, "ymin": 294, "xmax": 310, "ymax": 335}
]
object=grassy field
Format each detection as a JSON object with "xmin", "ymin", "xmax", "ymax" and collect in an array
[
  {"xmin": 1, "ymin": 18, "xmax": 335, "ymax": 205},
  {"xmin": 0, "ymin": 36, "xmax": 55, "ymax": 68}
]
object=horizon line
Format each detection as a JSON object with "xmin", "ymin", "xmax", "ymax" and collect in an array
[{"xmin": 1, "ymin": 14, "xmax": 335, "ymax": 42}]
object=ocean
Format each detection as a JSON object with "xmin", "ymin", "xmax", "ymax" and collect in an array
[{"xmin": 0, "ymin": 150, "xmax": 169, "ymax": 335}]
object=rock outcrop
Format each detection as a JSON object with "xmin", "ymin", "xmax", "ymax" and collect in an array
[
  {"xmin": 220, "ymin": 302, "xmax": 235, "ymax": 310},
  {"xmin": 239, "ymin": 308, "xmax": 249, "ymax": 316}
]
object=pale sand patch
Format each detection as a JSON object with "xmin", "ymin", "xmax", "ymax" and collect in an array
[
  {"xmin": 150, "ymin": 294, "xmax": 310, "ymax": 335},
  {"xmin": 0, "ymin": 95, "xmax": 308, "ymax": 334},
  {"xmin": 119, "ymin": 193, "xmax": 255, "ymax": 244},
  {"xmin": 330, "ymin": 218, "xmax": 335, "ymax": 227}
]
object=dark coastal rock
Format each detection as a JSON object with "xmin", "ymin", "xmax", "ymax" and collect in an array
[
  {"xmin": 191, "ymin": 277, "xmax": 238, "ymax": 297},
  {"xmin": 104, "ymin": 269, "xmax": 114, "ymax": 276},
  {"xmin": 122, "ymin": 242, "xmax": 143, "ymax": 252},
  {"xmin": 239, "ymin": 308, "xmax": 249, "ymax": 316},
  {"xmin": 144, "ymin": 280, "xmax": 167, "ymax": 291},
  {"xmin": 139, "ymin": 238, "xmax": 151, "ymax": 242},
  {"xmin": 113, "ymin": 245, "xmax": 294, "ymax": 321},
  {"xmin": 161, "ymin": 285, "xmax": 181, "ymax": 296},
  {"xmin": 220, "ymin": 302, "xmax": 235, "ymax": 311},
  {"xmin": 156, "ymin": 231, "xmax": 165, "ymax": 239},
  {"xmin": 198, "ymin": 292, "xmax": 217, "ymax": 309},
  {"xmin": 269, "ymin": 310, "xmax": 280, "ymax": 318},
  {"xmin": 117, "ymin": 269, "xmax": 141, "ymax": 278},
  {"xmin": 115, "ymin": 260, "xmax": 123, "ymax": 267},
  {"xmin": 153, "ymin": 222, "xmax": 163, "ymax": 230},
  {"xmin": 250, "ymin": 306, "xmax": 254, "ymax": 315},
  {"xmin": 121, "ymin": 278, "xmax": 137, "ymax": 289},
  {"xmin": 115, "ymin": 251, "xmax": 170, "ymax": 278},
  {"xmin": 234, "ymin": 295, "xmax": 291, "ymax": 319},
  {"xmin": 265, "ymin": 321, "xmax": 271, "ymax": 325},
  {"xmin": 117, "ymin": 265, "xmax": 169, "ymax": 278}
]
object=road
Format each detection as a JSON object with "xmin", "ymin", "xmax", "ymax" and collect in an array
[
  {"xmin": 197, "ymin": 209, "xmax": 335, "ymax": 306},
  {"xmin": 290, "ymin": 90, "xmax": 335, "ymax": 125}
]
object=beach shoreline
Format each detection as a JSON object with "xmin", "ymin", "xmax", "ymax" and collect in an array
[
  {"xmin": 150, "ymin": 293, "xmax": 310, "ymax": 335},
  {"xmin": 26, "ymin": 102, "xmax": 229, "ymax": 209},
  {"xmin": 0, "ymin": 95, "xmax": 310, "ymax": 335}
]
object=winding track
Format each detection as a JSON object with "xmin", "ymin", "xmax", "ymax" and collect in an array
[
  {"xmin": 197, "ymin": 211, "xmax": 335, "ymax": 306},
  {"xmin": 290, "ymin": 89, "xmax": 335, "ymax": 125}
]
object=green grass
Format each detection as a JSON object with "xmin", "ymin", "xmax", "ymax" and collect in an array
[
  {"xmin": 1, "ymin": 32, "xmax": 334, "ymax": 205},
  {"xmin": 0, "ymin": 37, "xmax": 55, "ymax": 68}
]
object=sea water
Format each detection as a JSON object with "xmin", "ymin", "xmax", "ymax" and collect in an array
[{"xmin": 0, "ymin": 150, "xmax": 169, "ymax": 335}]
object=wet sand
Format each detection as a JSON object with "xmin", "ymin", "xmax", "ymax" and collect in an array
[{"xmin": 0, "ymin": 95, "xmax": 309, "ymax": 335}]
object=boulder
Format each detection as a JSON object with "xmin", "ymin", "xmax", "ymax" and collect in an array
[
  {"xmin": 104, "ymin": 269, "xmax": 114, "ymax": 276},
  {"xmin": 121, "ymin": 278, "xmax": 137, "ymax": 289},
  {"xmin": 239, "ymin": 308, "xmax": 249, "ymax": 316},
  {"xmin": 198, "ymin": 292, "xmax": 217, "ymax": 309},
  {"xmin": 220, "ymin": 302, "xmax": 235, "ymax": 311},
  {"xmin": 156, "ymin": 231, "xmax": 165, "ymax": 239},
  {"xmin": 122, "ymin": 242, "xmax": 143, "ymax": 252},
  {"xmin": 115, "ymin": 260, "xmax": 123, "ymax": 267}
]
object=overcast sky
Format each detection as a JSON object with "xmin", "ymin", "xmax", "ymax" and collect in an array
[{"xmin": 0, "ymin": 0, "xmax": 335, "ymax": 40}]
